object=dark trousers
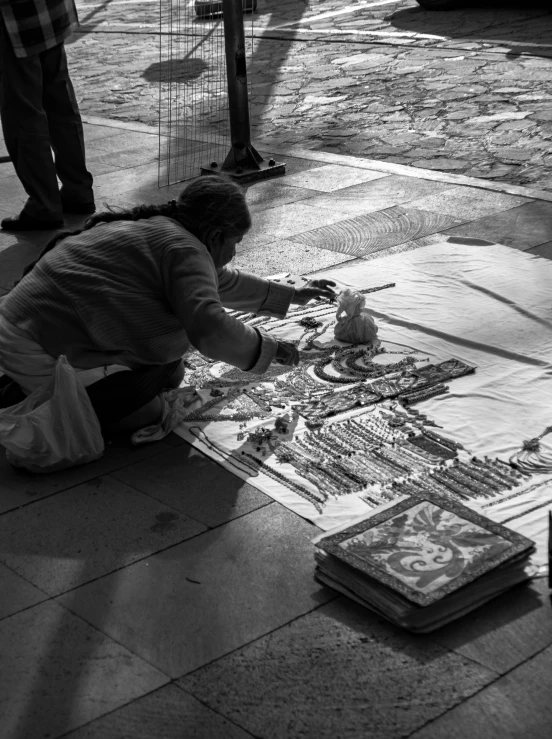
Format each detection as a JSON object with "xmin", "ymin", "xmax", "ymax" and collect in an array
[{"xmin": 0, "ymin": 21, "xmax": 94, "ymax": 221}]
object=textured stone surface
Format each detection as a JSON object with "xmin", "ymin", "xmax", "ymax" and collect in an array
[
  {"xmin": 62, "ymin": 684, "xmax": 255, "ymax": 739},
  {"xmin": 0, "ymin": 600, "xmax": 168, "ymax": 739},
  {"xmin": 245, "ymin": 180, "xmax": 320, "ymax": 213},
  {"xmin": 0, "ymin": 233, "xmax": 47, "ymax": 290},
  {"xmin": 431, "ymin": 577, "xmax": 552, "ymax": 674},
  {"xmin": 0, "ymin": 563, "xmax": 46, "ymax": 620},
  {"xmin": 234, "ymin": 237, "xmax": 356, "ymax": 276},
  {"xmin": 0, "ymin": 435, "xmax": 171, "ymax": 515},
  {"xmin": 304, "ymin": 175, "xmax": 451, "ymax": 216},
  {"xmin": 241, "ymin": 200, "xmax": 352, "ymax": 249},
  {"xmin": 180, "ymin": 597, "xmax": 497, "ymax": 739},
  {"xmin": 281, "ymin": 164, "xmax": 389, "ymax": 192},
  {"xmin": 64, "ymin": 1, "xmax": 552, "ymax": 191},
  {"xmin": 57, "ymin": 505, "xmax": 334, "ymax": 677},
  {"xmin": 290, "ymin": 205, "xmax": 460, "ymax": 256},
  {"xmin": 410, "ymin": 643, "xmax": 552, "ymax": 739},
  {"xmin": 527, "ymin": 240, "xmax": 552, "ymax": 260},
  {"xmin": 0, "ymin": 475, "xmax": 205, "ymax": 596},
  {"xmin": 111, "ymin": 444, "xmax": 272, "ymax": 528},
  {"xmin": 443, "ymin": 200, "xmax": 552, "ymax": 250},
  {"xmin": 406, "ymin": 185, "xmax": 531, "ymax": 221}
]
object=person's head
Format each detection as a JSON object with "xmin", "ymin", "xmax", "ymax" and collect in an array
[{"xmin": 171, "ymin": 174, "xmax": 251, "ymax": 267}]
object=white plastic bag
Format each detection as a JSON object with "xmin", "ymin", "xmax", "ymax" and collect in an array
[
  {"xmin": 334, "ymin": 289, "xmax": 379, "ymax": 343},
  {"xmin": 0, "ymin": 355, "xmax": 104, "ymax": 473}
]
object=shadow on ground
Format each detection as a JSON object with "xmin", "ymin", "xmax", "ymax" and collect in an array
[{"xmin": 390, "ymin": 0, "xmax": 552, "ymax": 58}]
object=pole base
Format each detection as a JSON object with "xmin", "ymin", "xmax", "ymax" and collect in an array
[{"xmin": 201, "ymin": 159, "xmax": 285, "ymax": 183}]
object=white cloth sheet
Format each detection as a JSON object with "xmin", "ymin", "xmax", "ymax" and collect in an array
[{"xmin": 174, "ymin": 243, "xmax": 552, "ymax": 574}]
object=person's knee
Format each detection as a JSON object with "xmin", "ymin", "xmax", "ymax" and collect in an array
[
  {"xmin": 166, "ymin": 360, "xmax": 185, "ymax": 389},
  {"xmin": 104, "ymin": 395, "xmax": 163, "ymax": 434}
]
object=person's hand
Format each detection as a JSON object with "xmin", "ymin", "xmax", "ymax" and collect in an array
[
  {"xmin": 292, "ymin": 278, "xmax": 337, "ymax": 306},
  {"xmin": 274, "ymin": 340, "xmax": 300, "ymax": 366}
]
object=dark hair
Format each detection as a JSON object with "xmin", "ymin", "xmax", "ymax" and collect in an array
[{"xmin": 18, "ymin": 174, "xmax": 251, "ymax": 283}]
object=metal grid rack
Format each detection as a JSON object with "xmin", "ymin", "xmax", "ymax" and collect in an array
[{"xmin": 158, "ymin": 0, "xmax": 256, "ymax": 185}]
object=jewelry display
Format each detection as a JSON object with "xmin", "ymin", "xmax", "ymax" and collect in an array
[
  {"xmin": 406, "ymin": 434, "xmax": 458, "ymax": 461},
  {"xmin": 410, "ymin": 358, "xmax": 476, "ymax": 385},
  {"xmin": 509, "ymin": 425, "xmax": 552, "ymax": 474},
  {"xmin": 188, "ymin": 426, "xmax": 327, "ymax": 513},
  {"xmin": 399, "ymin": 383, "xmax": 449, "ymax": 406},
  {"xmin": 314, "ymin": 353, "xmax": 415, "ymax": 385},
  {"xmin": 300, "ymin": 385, "xmax": 382, "ymax": 421},
  {"xmin": 180, "ymin": 390, "xmax": 231, "ymax": 422},
  {"xmin": 179, "ymin": 286, "xmax": 543, "ymax": 522},
  {"xmin": 181, "ymin": 388, "xmax": 271, "ymax": 423},
  {"xmin": 421, "ymin": 428, "xmax": 464, "ymax": 451},
  {"xmin": 436, "ymin": 466, "xmax": 497, "ymax": 499},
  {"xmin": 297, "ymin": 316, "xmax": 328, "ymax": 349},
  {"xmin": 394, "ymin": 441, "xmax": 438, "ymax": 469},
  {"xmin": 470, "ymin": 456, "xmax": 521, "ymax": 488}
]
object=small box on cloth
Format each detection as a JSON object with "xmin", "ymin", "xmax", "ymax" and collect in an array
[{"xmin": 314, "ymin": 493, "xmax": 536, "ymax": 633}]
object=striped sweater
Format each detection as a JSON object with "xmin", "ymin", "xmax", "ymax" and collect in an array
[{"xmin": 0, "ymin": 216, "xmax": 295, "ymax": 374}]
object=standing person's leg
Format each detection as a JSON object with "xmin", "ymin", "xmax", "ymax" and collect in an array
[
  {"xmin": 42, "ymin": 42, "xmax": 95, "ymax": 213},
  {"xmin": 0, "ymin": 19, "xmax": 64, "ymax": 227}
]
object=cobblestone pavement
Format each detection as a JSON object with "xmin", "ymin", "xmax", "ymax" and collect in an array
[{"xmin": 68, "ymin": 1, "xmax": 551, "ymax": 191}]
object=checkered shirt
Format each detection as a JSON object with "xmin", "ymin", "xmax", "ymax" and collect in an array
[{"xmin": 0, "ymin": 0, "xmax": 78, "ymax": 58}]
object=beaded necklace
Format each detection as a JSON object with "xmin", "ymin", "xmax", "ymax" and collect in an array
[
  {"xmin": 188, "ymin": 426, "xmax": 328, "ymax": 513},
  {"xmin": 181, "ymin": 388, "xmax": 272, "ymax": 423},
  {"xmin": 501, "ymin": 498, "xmax": 552, "ymax": 525},
  {"xmin": 482, "ymin": 479, "xmax": 552, "ymax": 509}
]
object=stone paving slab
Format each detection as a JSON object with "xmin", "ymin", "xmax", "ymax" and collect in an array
[
  {"xmin": 432, "ymin": 576, "xmax": 552, "ymax": 675},
  {"xmin": 290, "ymin": 204, "xmax": 461, "ymax": 256},
  {"xmin": 240, "ymin": 199, "xmax": 355, "ymax": 248},
  {"xmin": 0, "ymin": 434, "xmax": 173, "ymax": 515},
  {"xmin": 179, "ymin": 596, "xmax": 498, "ymax": 739},
  {"xmin": 0, "ymin": 563, "xmax": 47, "ymax": 621},
  {"xmin": 529, "ymin": 240, "xmax": 552, "ymax": 259},
  {"xmin": 0, "ymin": 600, "xmax": 168, "ymax": 739},
  {"xmin": 56, "ymin": 505, "xmax": 334, "ymax": 678},
  {"xmin": 302, "ymin": 173, "xmax": 449, "ymax": 214},
  {"xmin": 0, "ymin": 474, "xmax": 206, "ymax": 596},
  {"xmin": 234, "ymin": 237, "xmax": 357, "ymax": 276},
  {"xmin": 409, "ymin": 643, "xmax": 552, "ymax": 739},
  {"xmin": 62, "ymin": 683, "xmax": 256, "ymax": 739},
  {"xmin": 444, "ymin": 199, "xmax": 552, "ymax": 250},
  {"xmin": 110, "ymin": 443, "xmax": 273, "ymax": 528}
]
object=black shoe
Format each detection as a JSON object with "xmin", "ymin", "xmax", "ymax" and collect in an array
[
  {"xmin": 1, "ymin": 214, "xmax": 63, "ymax": 232},
  {"xmin": 62, "ymin": 201, "xmax": 96, "ymax": 215}
]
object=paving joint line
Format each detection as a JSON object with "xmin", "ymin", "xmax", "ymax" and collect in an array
[{"xmin": 404, "ymin": 636, "xmax": 552, "ymax": 738}]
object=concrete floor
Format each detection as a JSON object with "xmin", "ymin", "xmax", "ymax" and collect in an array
[{"xmin": 1, "ymin": 120, "xmax": 552, "ymax": 738}]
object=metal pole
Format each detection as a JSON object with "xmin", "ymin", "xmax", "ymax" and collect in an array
[
  {"xmin": 201, "ymin": 0, "xmax": 285, "ymax": 181},
  {"xmin": 222, "ymin": 0, "xmax": 253, "ymax": 157}
]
